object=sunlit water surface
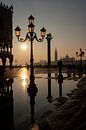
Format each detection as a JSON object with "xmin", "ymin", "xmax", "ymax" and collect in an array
[{"xmin": 4, "ymin": 67, "xmax": 79, "ymax": 130}]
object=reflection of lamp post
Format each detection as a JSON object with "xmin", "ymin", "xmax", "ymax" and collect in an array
[
  {"xmin": 27, "ymin": 84, "xmax": 38, "ymax": 126},
  {"xmin": 47, "ymin": 71, "xmax": 52, "ymax": 103},
  {"xmin": 58, "ymin": 60, "xmax": 63, "ymax": 98},
  {"xmin": 15, "ymin": 15, "xmax": 46, "ymax": 87},
  {"xmin": 76, "ymin": 48, "xmax": 84, "ymax": 77}
]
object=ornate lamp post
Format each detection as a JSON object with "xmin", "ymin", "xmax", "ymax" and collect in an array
[
  {"xmin": 15, "ymin": 16, "xmax": 46, "ymax": 127},
  {"xmin": 76, "ymin": 48, "xmax": 84, "ymax": 77},
  {"xmin": 15, "ymin": 15, "xmax": 46, "ymax": 87}
]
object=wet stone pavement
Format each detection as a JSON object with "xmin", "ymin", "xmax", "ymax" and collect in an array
[{"xmin": 39, "ymin": 76, "xmax": 86, "ymax": 130}]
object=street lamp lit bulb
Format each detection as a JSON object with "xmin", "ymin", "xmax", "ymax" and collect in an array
[
  {"xmin": 15, "ymin": 26, "xmax": 21, "ymax": 39},
  {"xmin": 40, "ymin": 27, "xmax": 46, "ymax": 38}
]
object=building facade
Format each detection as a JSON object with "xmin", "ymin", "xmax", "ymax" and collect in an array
[
  {"xmin": 62, "ymin": 55, "xmax": 75, "ymax": 65},
  {"xmin": 0, "ymin": 2, "xmax": 13, "ymax": 67}
]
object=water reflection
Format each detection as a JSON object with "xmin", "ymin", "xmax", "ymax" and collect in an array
[
  {"xmin": 58, "ymin": 82, "xmax": 62, "ymax": 98},
  {"xmin": 21, "ymin": 73, "xmax": 27, "ymax": 90},
  {"xmin": 55, "ymin": 71, "xmax": 58, "ymax": 80},
  {"xmin": 0, "ymin": 76, "xmax": 14, "ymax": 130},
  {"xmin": 20, "ymin": 68, "xmax": 29, "ymax": 90},
  {"xmin": 27, "ymin": 64, "xmax": 38, "ymax": 128},
  {"xmin": 47, "ymin": 71, "xmax": 52, "ymax": 103},
  {"xmin": 27, "ymin": 84, "xmax": 38, "ymax": 126},
  {"xmin": 22, "ymin": 79, "xmax": 27, "ymax": 87},
  {"xmin": 19, "ymin": 67, "xmax": 29, "ymax": 80},
  {"xmin": 1, "ymin": 67, "xmax": 78, "ymax": 130},
  {"xmin": 21, "ymin": 72, "xmax": 26, "ymax": 80}
]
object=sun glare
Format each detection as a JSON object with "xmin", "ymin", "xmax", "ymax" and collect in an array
[
  {"xmin": 21, "ymin": 73, "xmax": 26, "ymax": 79},
  {"xmin": 22, "ymin": 79, "xmax": 27, "ymax": 87},
  {"xmin": 21, "ymin": 71, "xmax": 28, "ymax": 89},
  {"xmin": 21, "ymin": 44, "xmax": 27, "ymax": 50}
]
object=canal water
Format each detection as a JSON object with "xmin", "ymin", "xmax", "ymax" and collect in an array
[{"xmin": 2, "ymin": 67, "xmax": 79, "ymax": 130}]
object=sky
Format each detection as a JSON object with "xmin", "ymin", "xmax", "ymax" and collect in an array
[{"xmin": 1, "ymin": 0, "xmax": 86, "ymax": 64}]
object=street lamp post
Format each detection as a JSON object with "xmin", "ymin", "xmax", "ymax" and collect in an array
[
  {"xmin": 15, "ymin": 15, "xmax": 46, "ymax": 127},
  {"xmin": 46, "ymin": 33, "xmax": 52, "ymax": 68},
  {"xmin": 15, "ymin": 15, "xmax": 46, "ymax": 87},
  {"xmin": 76, "ymin": 48, "xmax": 84, "ymax": 77}
]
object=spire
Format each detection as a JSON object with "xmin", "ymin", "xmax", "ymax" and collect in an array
[{"xmin": 55, "ymin": 48, "xmax": 58, "ymax": 65}]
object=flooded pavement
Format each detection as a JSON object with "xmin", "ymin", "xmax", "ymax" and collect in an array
[
  {"xmin": 0, "ymin": 67, "xmax": 79, "ymax": 130},
  {"xmin": 39, "ymin": 76, "xmax": 86, "ymax": 130}
]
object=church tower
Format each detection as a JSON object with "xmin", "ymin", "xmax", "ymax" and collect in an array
[{"xmin": 55, "ymin": 48, "xmax": 58, "ymax": 65}]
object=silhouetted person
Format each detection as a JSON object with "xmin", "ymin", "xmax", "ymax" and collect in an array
[
  {"xmin": 57, "ymin": 61, "xmax": 67, "ymax": 104},
  {"xmin": 67, "ymin": 64, "xmax": 72, "ymax": 77},
  {"xmin": 72, "ymin": 63, "xmax": 75, "ymax": 77}
]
